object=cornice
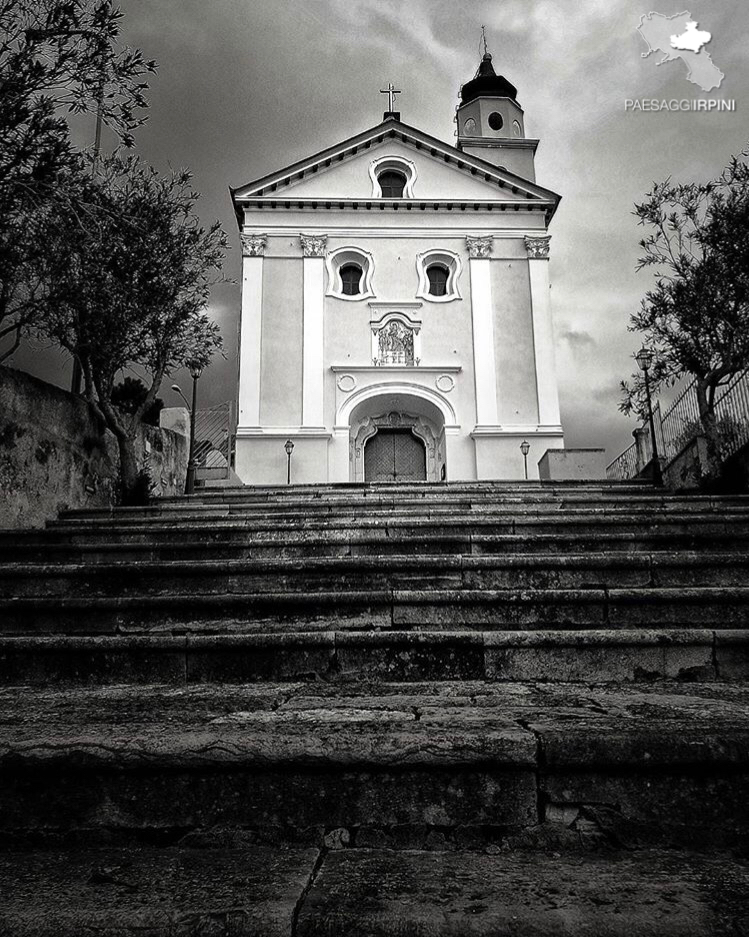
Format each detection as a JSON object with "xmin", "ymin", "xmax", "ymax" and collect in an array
[
  {"xmin": 331, "ymin": 365, "xmax": 462, "ymax": 373},
  {"xmin": 239, "ymin": 198, "xmax": 554, "ymax": 218}
]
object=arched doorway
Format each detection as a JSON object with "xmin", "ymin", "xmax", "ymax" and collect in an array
[
  {"xmin": 347, "ymin": 393, "xmax": 447, "ymax": 482},
  {"xmin": 364, "ymin": 428, "xmax": 426, "ymax": 482}
]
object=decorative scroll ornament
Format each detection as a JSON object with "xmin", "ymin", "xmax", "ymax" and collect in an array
[
  {"xmin": 300, "ymin": 233, "xmax": 328, "ymax": 258},
  {"xmin": 240, "ymin": 233, "xmax": 267, "ymax": 257},
  {"xmin": 465, "ymin": 235, "xmax": 493, "ymax": 259},
  {"xmin": 524, "ymin": 235, "xmax": 551, "ymax": 260}
]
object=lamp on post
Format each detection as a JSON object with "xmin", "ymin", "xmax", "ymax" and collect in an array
[
  {"xmin": 284, "ymin": 439, "xmax": 294, "ymax": 485},
  {"xmin": 520, "ymin": 440, "xmax": 531, "ymax": 481},
  {"xmin": 634, "ymin": 348, "xmax": 663, "ymax": 486},
  {"xmin": 185, "ymin": 360, "xmax": 203, "ymax": 495}
]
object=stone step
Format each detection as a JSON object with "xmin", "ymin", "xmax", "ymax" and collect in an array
[
  {"xmin": 2, "ymin": 629, "xmax": 745, "ymax": 685},
  {"xmin": 51, "ymin": 502, "xmax": 749, "ymax": 527},
  {"xmin": 2, "ymin": 844, "xmax": 746, "ymax": 936},
  {"xmin": 2, "ymin": 552, "xmax": 748, "ymax": 599},
  {"xmin": 58, "ymin": 492, "xmax": 749, "ymax": 520},
  {"xmin": 164, "ymin": 479, "xmax": 655, "ymax": 499},
  {"xmin": 2, "ymin": 586, "xmax": 748, "ymax": 634},
  {"xmin": 0, "ymin": 845, "xmax": 316, "ymax": 937},
  {"xmin": 294, "ymin": 847, "xmax": 749, "ymax": 937},
  {"xmin": 167, "ymin": 485, "xmax": 731, "ymax": 502},
  {"xmin": 43, "ymin": 513, "xmax": 749, "ymax": 541},
  {"xmin": 2, "ymin": 681, "xmax": 749, "ymax": 848},
  {"xmin": 3, "ymin": 529, "xmax": 749, "ymax": 563}
]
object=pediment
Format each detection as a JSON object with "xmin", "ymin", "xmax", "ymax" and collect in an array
[{"xmin": 231, "ymin": 119, "xmax": 559, "ymax": 216}]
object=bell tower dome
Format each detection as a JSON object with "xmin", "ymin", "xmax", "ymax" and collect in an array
[{"xmin": 456, "ymin": 51, "xmax": 539, "ymax": 182}]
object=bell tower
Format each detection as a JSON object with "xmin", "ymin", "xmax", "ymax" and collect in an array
[{"xmin": 456, "ymin": 50, "xmax": 539, "ymax": 182}]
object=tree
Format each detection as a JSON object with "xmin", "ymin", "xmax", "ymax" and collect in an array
[
  {"xmin": 0, "ymin": 0, "xmax": 156, "ymax": 360},
  {"xmin": 620, "ymin": 153, "xmax": 749, "ymax": 478},
  {"xmin": 36, "ymin": 153, "xmax": 226, "ymax": 501},
  {"xmin": 111, "ymin": 376, "xmax": 163, "ymax": 426}
]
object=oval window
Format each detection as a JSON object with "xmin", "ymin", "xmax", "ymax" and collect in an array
[{"xmin": 488, "ymin": 111, "xmax": 504, "ymax": 131}]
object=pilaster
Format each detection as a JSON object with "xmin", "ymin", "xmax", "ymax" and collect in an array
[
  {"xmin": 300, "ymin": 234, "xmax": 327, "ymax": 429},
  {"xmin": 525, "ymin": 235, "xmax": 562, "ymax": 429},
  {"xmin": 237, "ymin": 233, "xmax": 266, "ymax": 427},
  {"xmin": 466, "ymin": 235, "xmax": 499, "ymax": 427}
]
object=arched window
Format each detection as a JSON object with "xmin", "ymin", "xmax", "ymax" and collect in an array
[
  {"xmin": 377, "ymin": 170, "xmax": 406, "ymax": 198},
  {"xmin": 340, "ymin": 263, "xmax": 362, "ymax": 296},
  {"xmin": 416, "ymin": 250, "xmax": 462, "ymax": 303},
  {"xmin": 369, "ymin": 156, "xmax": 417, "ymax": 199},
  {"xmin": 426, "ymin": 264, "xmax": 449, "ymax": 297},
  {"xmin": 325, "ymin": 247, "xmax": 375, "ymax": 300}
]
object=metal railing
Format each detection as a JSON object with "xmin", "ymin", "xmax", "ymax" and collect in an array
[
  {"xmin": 715, "ymin": 370, "xmax": 749, "ymax": 452},
  {"xmin": 606, "ymin": 370, "xmax": 749, "ymax": 480},
  {"xmin": 659, "ymin": 380, "xmax": 702, "ymax": 462},
  {"xmin": 606, "ymin": 439, "xmax": 638, "ymax": 481}
]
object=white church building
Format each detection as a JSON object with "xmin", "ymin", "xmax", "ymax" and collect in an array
[{"xmin": 231, "ymin": 52, "xmax": 564, "ymax": 484}]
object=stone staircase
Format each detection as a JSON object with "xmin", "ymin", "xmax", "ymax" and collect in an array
[{"xmin": 2, "ymin": 481, "xmax": 749, "ymax": 934}]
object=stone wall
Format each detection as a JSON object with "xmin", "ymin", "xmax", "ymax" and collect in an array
[{"xmin": 0, "ymin": 366, "xmax": 188, "ymax": 529}]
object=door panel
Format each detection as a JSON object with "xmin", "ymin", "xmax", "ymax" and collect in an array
[{"xmin": 364, "ymin": 430, "xmax": 426, "ymax": 482}]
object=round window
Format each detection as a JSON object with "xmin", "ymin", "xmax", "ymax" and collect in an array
[{"xmin": 488, "ymin": 111, "xmax": 504, "ymax": 131}]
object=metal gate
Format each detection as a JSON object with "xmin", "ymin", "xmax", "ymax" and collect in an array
[
  {"xmin": 194, "ymin": 401, "xmax": 234, "ymax": 481},
  {"xmin": 364, "ymin": 430, "xmax": 426, "ymax": 482}
]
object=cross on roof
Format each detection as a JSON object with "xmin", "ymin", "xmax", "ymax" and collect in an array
[{"xmin": 380, "ymin": 82, "xmax": 401, "ymax": 113}]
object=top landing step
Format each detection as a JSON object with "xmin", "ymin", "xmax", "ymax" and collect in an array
[
  {"xmin": 159, "ymin": 480, "xmax": 659, "ymax": 506},
  {"xmin": 169, "ymin": 480, "xmax": 654, "ymax": 498}
]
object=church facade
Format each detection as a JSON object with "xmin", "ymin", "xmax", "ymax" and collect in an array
[{"xmin": 231, "ymin": 54, "xmax": 564, "ymax": 484}]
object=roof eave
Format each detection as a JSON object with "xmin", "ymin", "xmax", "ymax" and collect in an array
[{"xmin": 234, "ymin": 194, "xmax": 561, "ymax": 225}]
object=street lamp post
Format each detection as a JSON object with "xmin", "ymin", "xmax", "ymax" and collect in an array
[
  {"xmin": 635, "ymin": 348, "xmax": 663, "ymax": 487},
  {"xmin": 185, "ymin": 362, "xmax": 203, "ymax": 495},
  {"xmin": 520, "ymin": 440, "xmax": 530, "ymax": 481},
  {"xmin": 284, "ymin": 439, "xmax": 294, "ymax": 485}
]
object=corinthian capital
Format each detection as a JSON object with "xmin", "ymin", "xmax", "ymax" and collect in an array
[
  {"xmin": 300, "ymin": 233, "xmax": 328, "ymax": 258},
  {"xmin": 465, "ymin": 235, "xmax": 493, "ymax": 259},
  {"xmin": 524, "ymin": 235, "xmax": 551, "ymax": 260},
  {"xmin": 241, "ymin": 233, "xmax": 267, "ymax": 257}
]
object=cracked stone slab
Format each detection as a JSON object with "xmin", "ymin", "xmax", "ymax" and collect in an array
[
  {"xmin": 296, "ymin": 847, "xmax": 749, "ymax": 936},
  {"xmin": 0, "ymin": 845, "xmax": 319, "ymax": 936}
]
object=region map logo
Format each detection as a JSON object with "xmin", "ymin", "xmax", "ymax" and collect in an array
[
  {"xmin": 639, "ymin": 11, "xmax": 723, "ymax": 91},
  {"xmin": 625, "ymin": 11, "xmax": 733, "ymax": 112}
]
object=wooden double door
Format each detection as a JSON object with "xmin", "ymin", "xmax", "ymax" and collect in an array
[{"xmin": 363, "ymin": 429, "xmax": 426, "ymax": 483}]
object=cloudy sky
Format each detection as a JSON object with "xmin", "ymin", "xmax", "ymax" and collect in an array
[{"xmin": 13, "ymin": 0, "xmax": 748, "ymax": 461}]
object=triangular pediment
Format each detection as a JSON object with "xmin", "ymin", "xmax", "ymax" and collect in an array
[{"xmin": 231, "ymin": 119, "xmax": 559, "ymax": 218}]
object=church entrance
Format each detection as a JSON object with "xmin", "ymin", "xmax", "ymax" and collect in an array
[
  {"xmin": 364, "ymin": 429, "xmax": 426, "ymax": 483},
  {"xmin": 347, "ymin": 394, "xmax": 447, "ymax": 483}
]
